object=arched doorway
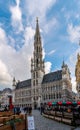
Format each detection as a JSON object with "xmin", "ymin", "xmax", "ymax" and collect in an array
[{"xmin": 34, "ymin": 102, "xmax": 37, "ymax": 109}]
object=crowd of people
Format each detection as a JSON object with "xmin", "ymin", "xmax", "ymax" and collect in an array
[{"xmin": 13, "ymin": 104, "xmax": 32, "ymax": 115}]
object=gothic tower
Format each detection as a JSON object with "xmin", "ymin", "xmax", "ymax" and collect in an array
[
  {"xmin": 31, "ymin": 18, "xmax": 45, "ymax": 108},
  {"xmin": 62, "ymin": 61, "xmax": 72, "ymax": 101},
  {"xmin": 75, "ymin": 53, "xmax": 80, "ymax": 100}
]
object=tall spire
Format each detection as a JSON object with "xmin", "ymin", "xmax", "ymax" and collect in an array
[
  {"xmin": 34, "ymin": 17, "xmax": 41, "ymax": 42},
  {"xmin": 31, "ymin": 18, "xmax": 45, "ymax": 73},
  {"xmin": 62, "ymin": 60, "xmax": 66, "ymax": 68},
  {"xmin": 36, "ymin": 17, "xmax": 40, "ymax": 34}
]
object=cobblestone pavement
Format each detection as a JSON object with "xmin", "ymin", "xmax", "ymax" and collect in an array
[{"xmin": 32, "ymin": 110, "xmax": 80, "ymax": 130}]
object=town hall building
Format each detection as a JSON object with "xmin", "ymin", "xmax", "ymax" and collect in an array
[{"xmin": 13, "ymin": 18, "xmax": 72, "ymax": 108}]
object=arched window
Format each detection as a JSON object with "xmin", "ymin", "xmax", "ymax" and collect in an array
[
  {"xmin": 36, "ymin": 72, "xmax": 38, "ymax": 78},
  {"xmin": 49, "ymin": 95, "xmax": 50, "ymax": 99},
  {"xmin": 36, "ymin": 59, "xmax": 38, "ymax": 67},
  {"xmin": 57, "ymin": 93, "xmax": 58, "ymax": 98},
  {"xmin": 36, "ymin": 79, "xmax": 38, "ymax": 85},
  {"xmin": 37, "ymin": 59, "xmax": 38, "ymax": 64},
  {"xmin": 33, "ymin": 73, "xmax": 35, "ymax": 78},
  {"xmin": 37, "ymin": 46, "xmax": 38, "ymax": 52},
  {"xmin": 54, "ymin": 94, "xmax": 55, "ymax": 99},
  {"xmin": 59, "ymin": 93, "xmax": 61, "ymax": 98},
  {"xmin": 33, "ymin": 80, "xmax": 35, "ymax": 86}
]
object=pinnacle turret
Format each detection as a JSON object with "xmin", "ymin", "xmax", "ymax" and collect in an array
[
  {"xmin": 62, "ymin": 60, "xmax": 67, "ymax": 68},
  {"xmin": 36, "ymin": 17, "xmax": 40, "ymax": 34},
  {"xmin": 34, "ymin": 17, "xmax": 41, "ymax": 44}
]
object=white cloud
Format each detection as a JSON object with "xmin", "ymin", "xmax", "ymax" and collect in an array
[
  {"xmin": 67, "ymin": 23, "xmax": 80, "ymax": 43},
  {"xmin": 47, "ymin": 49, "xmax": 56, "ymax": 56},
  {"xmin": 8, "ymin": 36, "xmax": 15, "ymax": 48},
  {"xmin": 75, "ymin": 14, "xmax": 80, "ymax": 19},
  {"xmin": 0, "ymin": 25, "xmax": 38, "ymax": 88},
  {"xmin": 10, "ymin": 0, "xmax": 23, "ymax": 33},
  {"xmin": 26, "ymin": 0, "xmax": 57, "ymax": 20},
  {"xmin": 0, "ymin": 28, "xmax": 12, "ymax": 88},
  {"xmin": 2, "ymin": 28, "xmax": 34, "ymax": 81},
  {"xmin": 71, "ymin": 77, "xmax": 77, "ymax": 93},
  {"xmin": 42, "ymin": 48, "xmax": 46, "ymax": 59},
  {"xmin": 67, "ymin": 48, "xmax": 80, "ymax": 92},
  {"xmin": 44, "ymin": 18, "xmax": 58, "ymax": 33},
  {"xmin": 0, "ymin": 28, "xmax": 8, "ymax": 45},
  {"xmin": 45, "ymin": 62, "xmax": 52, "ymax": 74},
  {"xmin": 24, "ymin": 26, "xmax": 35, "ymax": 46},
  {"xmin": 0, "ymin": 60, "xmax": 11, "ymax": 84}
]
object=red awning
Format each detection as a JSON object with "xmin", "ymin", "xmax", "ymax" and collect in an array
[
  {"xmin": 57, "ymin": 102, "xmax": 62, "ymax": 105},
  {"xmin": 48, "ymin": 102, "xmax": 52, "ymax": 106},
  {"xmin": 66, "ymin": 101, "xmax": 72, "ymax": 105},
  {"xmin": 77, "ymin": 101, "xmax": 80, "ymax": 105}
]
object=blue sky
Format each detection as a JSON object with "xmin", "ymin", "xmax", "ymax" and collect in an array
[{"xmin": 0, "ymin": 0, "xmax": 80, "ymax": 92}]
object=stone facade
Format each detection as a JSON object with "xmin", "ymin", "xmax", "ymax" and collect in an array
[
  {"xmin": 13, "ymin": 19, "xmax": 72, "ymax": 108},
  {"xmin": 75, "ymin": 53, "xmax": 80, "ymax": 100},
  {"xmin": 0, "ymin": 88, "xmax": 12, "ymax": 107}
]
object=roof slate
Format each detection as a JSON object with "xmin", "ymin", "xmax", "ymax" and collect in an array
[
  {"xmin": 16, "ymin": 79, "xmax": 31, "ymax": 89},
  {"xmin": 16, "ymin": 70, "xmax": 62, "ymax": 89},
  {"xmin": 42, "ymin": 70, "xmax": 62, "ymax": 84},
  {"xmin": 3, "ymin": 88, "xmax": 12, "ymax": 93}
]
